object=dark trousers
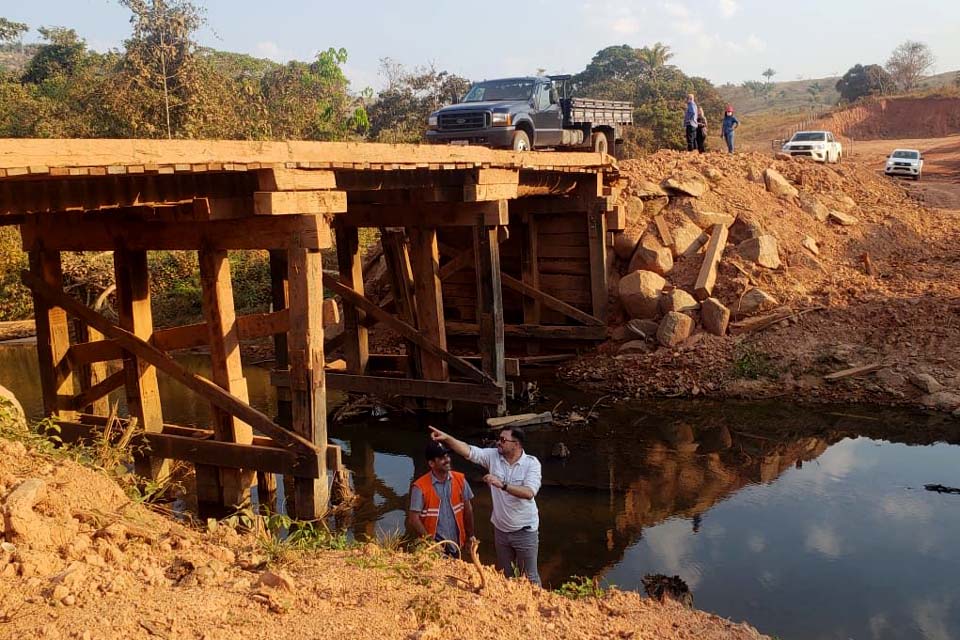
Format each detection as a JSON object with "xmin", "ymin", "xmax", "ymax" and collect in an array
[
  {"xmin": 696, "ymin": 127, "xmax": 706, "ymax": 153},
  {"xmin": 685, "ymin": 125, "xmax": 697, "ymax": 151}
]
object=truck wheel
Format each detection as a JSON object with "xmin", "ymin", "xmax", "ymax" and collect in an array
[
  {"xmin": 511, "ymin": 131, "xmax": 531, "ymax": 152},
  {"xmin": 591, "ymin": 132, "xmax": 608, "ymax": 154}
]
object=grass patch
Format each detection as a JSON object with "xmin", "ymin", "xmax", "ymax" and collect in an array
[
  {"xmin": 731, "ymin": 344, "xmax": 778, "ymax": 380},
  {"xmin": 555, "ymin": 575, "xmax": 609, "ymax": 600}
]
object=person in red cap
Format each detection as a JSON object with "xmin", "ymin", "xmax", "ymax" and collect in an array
[
  {"xmin": 721, "ymin": 105, "xmax": 740, "ymax": 153},
  {"xmin": 407, "ymin": 441, "xmax": 475, "ymax": 558}
]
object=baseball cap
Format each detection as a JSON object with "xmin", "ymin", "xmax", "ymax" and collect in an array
[{"xmin": 425, "ymin": 441, "xmax": 450, "ymax": 461}]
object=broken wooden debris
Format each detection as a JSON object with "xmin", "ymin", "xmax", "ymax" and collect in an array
[
  {"xmin": 486, "ymin": 411, "xmax": 553, "ymax": 429},
  {"xmin": 823, "ymin": 363, "xmax": 883, "ymax": 382}
]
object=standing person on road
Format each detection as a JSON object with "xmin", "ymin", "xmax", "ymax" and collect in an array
[
  {"xmin": 684, "ymin": 94, "xmax": 698, "ymax": 151},
  {"xmin": 428, "ymin": 425, "xmax": 542, "ymax": 586},
  {"xmin": 721, "ymin": 105, "xmax": 740, "ymax": 154},
  {"xmin": 407, "ymin": 441, "xmax": 475, "ymax": 558},
  {"xmin": 696, "ymin": 106, "xmax": 708, "ymax": 153}
]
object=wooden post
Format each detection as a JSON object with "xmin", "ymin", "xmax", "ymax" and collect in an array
[
  {"xmin": 262, "ymin": 249, "xmax": 288, "ymax": 513},
  {"xmin": 587, "ymin": 211, "xmax": 608, "ymax": 322},
  {"xmin": 520, "ymin": 215, "xmax": 541, "ymax": 356},
  {"xmin": 197, "ymin": 249, "xmax": 255, "ymax": 509},
  {"xmin": 407, "ymin": 226, "xmax": 451, "ymax": 413},
  {"xmin": 113, "ymin": 249, "xmax": 168, "ymax": 482},
  {"xmin": 287, "ymin": 248, "xmax": 329, "ymax": 520},
  {"xmin": 71, "ymin": 319, "xmax": 109, "ymax": 415},
  {"xmin": 381, "ymin": 228, "xmax": 422, "ymax": 380},
  {"xmin": 28, "ymin": 250, "xmax": 76, "ymax": 420},
  {"xmin": 334, "ymin": 223, "xmax": 368, "ymax": 375},
  {"xmin": 473, "ymin": 224, "xmax": 506, "ymax": 416}
]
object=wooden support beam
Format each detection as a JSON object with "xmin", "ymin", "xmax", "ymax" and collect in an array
[
  {"xmin": 334, "ymin": 224, "xmax": 368, "ymax": 375},
  {"xmin": 253, "ymin": 190, "xmax": 347, "ymax": 215},
  {"xmin": 473, "ymin": 224, "xmax": 507, "ymax": 415},
  {"xmin": 60, "ymin": 369, "xmax": 124, "ymax": 413},
  {"xmin": 28, "ymin": 250, "xmax": 76, "ymax": 420},
  {"xmin": 113, "ymin": 249, "xmax": 167, "ymax": 482},
  {"xmin": 694, "ymin": 224, "xmax": 728, "ymax": 301},
  {"xmin": 257, "ymin": 168, "xmax": 337, "ymax": 191},
  {"xmin": 261, "ymin": 249, "xmax": 289, "ymax": 512},
  {"xmin": 322, "ymin": 274, "xmax": 493, "ymax": 385},
  {"xmin": 20, "ymin": 213, "xmax": 331, "ymax": 251},
  {"xmin": 325, "ymin": 373, "xmax": 502, "ymax": 404},
  {"xmin": 521, "ymin": 217, "xmax": 541, "ymax": 335},
  {"xmin": 654, "ymin": 215, "xmax": 673, "ymax": 247},
  {"xmin": 336, "ymin": 200, "xmax": 508, "ymax": 228},
  {"xmin": 438, "ymin": 245, "xmax": 475, "ymax": 281},
  {"xmin": 150, "ymin": 309, "xmax": 290, "ymax": 352},
  {"xmin": 464, "ymin": 183, "xmax": 519, "ymax": 202},
  {"xmin": 70, "ymin": 320, "xmax": 110, "ymax": 415},
  {"xmin": 446, "ymin": 322, "xmax": 607, "ymax": 340},
  {"xmin": 197, "ymin": 249, "xmax": 255, "ymax": 509},
  {"xmin": 286, "ymin": 248, "xmax": 329, "ymax": 520},
  {"xmin": 605, "ymin": 205, "xmax": 625, "ymax": 231},
  {"xmin": 21, "ymin": 269, "xmax": 322, "ymax": 456},
  {"xmin": 587, "ymin": 212, "xmax": 608, "ymax": 322},
  {"xmin": 407, "ymin": 226, "xmax": 451, "ymax": 412},
  {"xmin": 381, "ymin": 229, "xmax": 421, "ymax": 381}
]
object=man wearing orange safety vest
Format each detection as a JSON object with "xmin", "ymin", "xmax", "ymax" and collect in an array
[{"xmin": 407, "ymin": 441, "xmax": 475, "ymax": 557}]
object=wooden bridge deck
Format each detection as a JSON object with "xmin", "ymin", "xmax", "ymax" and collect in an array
[{"xmin": 0, "ymin": 139, "xmax": 620, "ymax": 517}]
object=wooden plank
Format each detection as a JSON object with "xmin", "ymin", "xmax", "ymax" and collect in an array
[
  {"xmin": 70, "ymin": 320, "xmax": 110, "ymax": 415},
  {"xmin": 151, "ymin": 309, "xmax": 290, "ymax": 352},
  {"xmin": 198, "ymin": 248, "xmax": 255, "ymax": 508},
  {"xmin": 464, "ymin": 183, "xmax": 519, "ymax": 202},
  {"xmin": 381, "ymin": 229, "xmax": 421, "ymax": 381},
  {"xmin": 253, "ymin": 190, "xmax": 347, "ymax": 215},
  {"xmin": 62, "ymin": 369, "xmax": 124, "ymax": 412},
  {"xmin": 286, "ymin": 248, "xmax": 329, "ymax": 519},
  {"xmin": 67, "ymin": 339, "xmax": 124, "ymax": 368},
  {"xmin": 587, "ymin": 212, "xmax": 608, "ymax": 321},
  {"xmin": 446, "ymin": 322, "xmax": 607, "ymax": 340},
  {"xmin": 338, "ymin": 200, "xmax": 508, "ymax": 228},
  {"xmin": 654, "ymin": 215, "xmax": 673, "ymax": 247},
  {"xmin": 824, "ymin": 363, "xmax": 883, "ymax": 382},
  {"xmin": 324, "ymin": 373, "xmax": 502, "ymax": 404},
  {"xmin": 605, "ymin": 206, "xmax": 625, "ymax": 231},
  {"xmin": 486, "ymin": 411, "xmax": 553, "ymax": 429},
  {"xmin": 21, "ymin": 269, "xmax": 321, "ymax": 456},
  {"xmin": 28, "ymin": 251, "xmax": 76, "ymax": 419},
  {"xmin": 334, "ymin": 224, "xmax": 368, "ymax": 375},
  {"xmin": 322, "ymin": 273, "xmax": 493, "ymax": 385},
  {"xmin": 438, "ymin": 245, "xmax": 475, "ymax": 281},
  {"xmin": 408, "ymin": 226, "xmax": 451, "ymax": 412},
  {"xmin": 19, "ymin": 214, "xmax": 332, "ymax": 251},
  {"xmin": 474, "ymin": 224, "xmax": 506, "ymax": 415},
  {"xmin": 257, "ymin": 168, "xmax": 337, "ymax": 191},
  {"xmin": 469, "ymin": 168, "xmax": 520, "ymax": 185},
  {"xmin": 694, "ymin": 224, "xmax": 728, "ymax": 301},
  {"xmin": 521, "ymin": 217, "xmax": 541, "ymax": 336}
]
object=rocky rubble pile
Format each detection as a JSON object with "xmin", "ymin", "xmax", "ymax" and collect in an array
[{"xmin": 566, "ymin": 150, "xmax": 960, "ymax": 411}]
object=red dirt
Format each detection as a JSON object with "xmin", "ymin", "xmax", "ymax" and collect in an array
[{"xmin": 816, "ymin": 96, "xmax": 960, "ymax": 141}]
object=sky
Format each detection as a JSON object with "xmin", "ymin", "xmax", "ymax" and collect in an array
[{"xmin": 5, "ymin": 0, "xmax": 960, "ymax": 92}]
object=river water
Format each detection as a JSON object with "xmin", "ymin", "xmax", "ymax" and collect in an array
[{"xmin": 2, "ymin": 343, "xmax": 959, "ymax": 639}]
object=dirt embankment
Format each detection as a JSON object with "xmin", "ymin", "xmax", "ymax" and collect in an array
[
  {"xmin": 0, "ymin": 419, "xmax": 766, "ymax": 639},
  {"xmin": 563, "ymin": 150, "xmax": 960, "ymax": 413},
  {"xmin": 816, "ymin": 96, "xmax": 960, "ymax": 141}
]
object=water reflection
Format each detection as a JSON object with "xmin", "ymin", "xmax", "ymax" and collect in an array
[{"xmin": 2, "ymin": 344, "xmax": 960, "ymax": 639}]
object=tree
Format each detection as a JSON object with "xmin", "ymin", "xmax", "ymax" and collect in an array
[
  {"xmin": 573, "ymin": 45, "xmax": 646, "ymax": 96},
  {"xmin": 885, "ymin": 40, "xmax": 934, "ymax": 92},
  {"xmin": 761, "ymin": 68, "xmax": 776, "ymax": 83},
  {"xmin": 835, "ymin": 63, "xmax": 892, "ymax": 102},
  {"xmin": 637, "ymin": 42, "xmax": 674, "ymax": 70},
  {"xmin": 0, "ymin": 17, "xmax": 28, "ymax": 45},
  {"xmin": 22, "ymin": 27, "xmax": 87, "ymax": 84}
]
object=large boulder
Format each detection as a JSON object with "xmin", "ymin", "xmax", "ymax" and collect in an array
[
  {"xmin": 634, "ymin": 180, "xmax": 668, "ymax": 198},
  {"xmin": 662, "ymin": 171, "xmax": 710, "ymax": 197},
  {"xmin": 687, "ymin": 210, "xmax": 735, "ymax": 230},
  {"xmin": 0, "ymin": 384, "xmax": 26, "ymax": 432},
  {"xmin": 624, "ymin": 198, "xmax": 645, "ymax": 226},
  {"xmin": 920, "ymin": 391, "xmax": 960, "ymax": 412},
  {"xmin": 659, "ymin": 289, "xmax": 700, "ymax": 315},
  {"xmin": 763, "ymin": 168, "xmax": 799, "ymax": 198},
  {"xmin": 644, "ymin": 196, "xmax": 670, "ymax": 217},
  {"xmin": 728, "ymin": 215, "xmax": 763, "ymax": 245},
  {"xmin": 736, "ymin": 288, "xmax": 779, "ymax": 317},
  {"xmin": 657, "ymin": 312, "xmax": 694, "ymax": 347},
  {"xmin": 628, "ymin": 234, "xmax": 673, "ymax": 276},
  {"xmin": 738, "ymin": 235, "xmax": 781, "ymax": 269},
  {"xmin": 701, "ymin": 298, "xmax": 730, "ymax": 336},
  {"xmin": 613, "ymin": 227, "xmax": 643, "ymax": 260},
  {"xmin": 671, "ymin": 222, "xmax": 707, "ymax": 258},
  {"xmin": 799, "ymin": 193, "xmax": 829, "ymax": 222},
  {"xmin": 618, "ymin": 270, "xmax": 666, "ymax": 319}
]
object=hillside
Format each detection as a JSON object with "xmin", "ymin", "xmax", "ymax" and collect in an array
[{"xmin": 718, "ymin": 75, "xmax": 840, "ymax": 116}]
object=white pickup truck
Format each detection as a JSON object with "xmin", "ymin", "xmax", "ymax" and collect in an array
[
  {"xmin": 781, "ymin": 130, "xmax": 843, "ymax": 163},
  {"xmin": 884, "ymin": 149, "xmax": 923, "ymax": 180}
]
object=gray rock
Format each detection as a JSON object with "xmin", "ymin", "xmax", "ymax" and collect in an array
[
  {"xmin": 659, "ymin": 289, "xmax": 700, "ymax": 315},
  {"xmin": 662, "ymin": 171, "xmax": 710, "ymax": 197},
  {"xmin": 910, "ymin": 372, "xmax": 943, "ymax": 394},
  {"xmin": 763, "ymin": 168, "xmax": 799, "ymax": 198},
  {"xmin": 627, "ymin": 318, "xmax": 661, "ymax": 339},
  {"xmin": 920, "ymin": 391, "xmax": 960, "ymax": 412},
  {"xmin": 701, "ymin": 298, "xmax": 730, "ymax": 336},
  {"xmin": 736, "ymin": 288, "xmax": 779, "ymax": 317},
  {"xmin": 738, "ymin": 235, "xmax": 781, "ymax": 269},
  {"xmin": 618, "ymin": 340, "xmax": 651, "ymax": 355},
  {"xmin": 657, "ymin": 311, "xmax": 694, "ymax": 347}
]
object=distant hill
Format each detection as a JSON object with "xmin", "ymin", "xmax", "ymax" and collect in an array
[
  {"xmin": 718, "ymin": 76, "xmax": 840, "ymax": 116},
  {"xmin": 0, "ymin": 44, "xmax": 39, "ymax": 75}
]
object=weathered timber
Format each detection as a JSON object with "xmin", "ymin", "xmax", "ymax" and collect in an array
[
  {"xmin": 325, "ymin": 373, "xmax": 502, "ymax": 404},
  {"xmin": 474, "ymin": 224, "xmax": 507, "ymax": 415},
  {"xmin": 257, "ymin": 168, "xmax": 337, "ymax": 191},
  {"xmin": 654, "ymin": 215, "xmax": 673, "ymax": 247},
  {"xmin": 407, "ymin": 226, "xmax": 451, "ymax": 412},
  {"xmin": 464, "ymin": 183, "xmax": 519, "ymax": 202},
  {"xmin": 59, "ymin": 369, "xmax": 125, "ymax": 413},
  {"xmin": 446, "ymin": 322, "xmax": 607, "ymax": 340},
  {"xmin": 152, "ymin": 310, "xmax": 290, "ymax": 352},
  {"xmin": 28, "ymin": 251, "xmax": 76, "ymax": 419},
  {"xmin": 253, "ymin": 190, "xmax": 347, "ymax": 215},
  {"xmin": 334, "ymin": 223, "xmax": 368, "ymax": 374},
  {"xmin": 21, "ymin": 269, "xmax": 321, "ymax": 456},
  {"xmin": 486, "ymin": 412, "xmax": 553, "ymax": 429},
  {"xmin": 70, "ymin": 320, "xmax": 109, "ymax": 415},
  {"xmin": 337, "ymin": 200, "xmax": 508, "ymax": 228},
  {"xmin": 587, "ymin": 212, "xmax": 608, "ymax": 320},
  {"xmin": 694, "ymin": 224, "xmax": 728, "ymax": 301},
  {"xmin": 824, "ymin": 363, "xmax": 884, "ymax": 382}
]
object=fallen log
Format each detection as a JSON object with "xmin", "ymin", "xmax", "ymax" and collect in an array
[{"xmin": 823, "ymin": 363, "xmax": 883, "ymax": 382}]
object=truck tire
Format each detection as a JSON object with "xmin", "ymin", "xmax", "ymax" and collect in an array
[
  {"xmin": 511, "ymin": 131, "xmax": 531, "ymax": 152},
  {"xmin": 591, "ymin": 132, "xmax": 608, "ymax": 154}
]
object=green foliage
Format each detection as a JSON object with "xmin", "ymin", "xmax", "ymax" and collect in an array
[
  {"xmin": 835, "ymin": 64, "xmax": 892, "ymax": 103},
  {"xmin": 732, "ymin": 345, "xmax": 778, "ymax": 380},
  {"xmin": 555, "ymin": 575, "xmax": 608, "ymax": 599},
  {"xmin": 22, "ymin": 27, "xmax": 86, "ymax": 84},
  {"xmin": 228, "ymin": 250, "xmax": 272, "ymax": 312},
  {"xmin": 0, "ymin": 18, "xmax": 29, "ymax": 45},
  {"xmin": 0, "ymin": 227, "xmax": 31, "ymax": 320}
]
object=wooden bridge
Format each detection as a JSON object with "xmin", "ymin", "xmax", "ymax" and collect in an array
[{"xmin": 0, "ymin": 139, "xmax": 619, "ymax": 517}]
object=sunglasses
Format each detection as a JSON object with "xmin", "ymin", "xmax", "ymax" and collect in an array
[{"xmin": 497, "ymin": 437, "xmax": 518, "ymax": 444}]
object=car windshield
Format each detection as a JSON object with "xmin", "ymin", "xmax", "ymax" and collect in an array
[
  {"xmin": 892, "ymin": 150, "xmax": 919, "ymax": 159},
  {"xmin": 462, "ymin": 80, "xmax": 536, "ymax": 102},
  {"xmin": 791, "ymin": 132, "xmax": 827, "ymax": 142}
]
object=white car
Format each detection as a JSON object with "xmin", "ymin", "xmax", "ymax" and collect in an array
[
  {"xmin": 884, "ymin": 149, "xmax": 923, "ymax": 181},
  {"xmin": 781, "ymin": 131, "xmax": 843, "ymax": 163}
]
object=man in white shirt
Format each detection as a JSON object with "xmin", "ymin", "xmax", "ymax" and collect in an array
[{"xmin": 429, "ymin": 425, "xmax": 542, "ymax": 585}]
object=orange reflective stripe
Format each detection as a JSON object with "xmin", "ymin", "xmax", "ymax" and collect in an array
[{"xmin": 411, "ymin": 471, "xmax": 468, "ymax": 549}]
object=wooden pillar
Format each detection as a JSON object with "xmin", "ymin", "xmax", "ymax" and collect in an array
[
  {"xmin": 407, "ymin": 226, "xmax": 451, "ymax": 413},
  {"xmin": 473, "ymin": 224, "xmax": 506, "ymax": 416},
  {"xmin": 113, "ymin": 249, "xmax": 168, "ymax": 482},
  {"xmin": 71, "ymin": 319, "xmax": 109, "ymax": 415},
  {"xmin": 197, "ymin": 249, "xmax": 255, "ymax": 509},
  {"xmin": 28, "ymin": 250, "xmax": 76, "ymax": 420},
  {"xmin": 381, "ymin": 229, "xmax": 421, "ymax": 379},
  {"xmin": 520, "ymin": 215, "xmax": 541, "ymax": 356},
  {"xmin": 286, "ymin": 248, "xmax": 329, "ymax": 520},
  {"xmin": 262, "ymin": 249, "xmax": 289, "ymax": 513},
  {"xmin": 334, "ymin": 223, "xmax": 368, "ymax": 375},
  {"xmin": 587, "ymin": 211, "xmax": 608, "ymax": 322}
]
